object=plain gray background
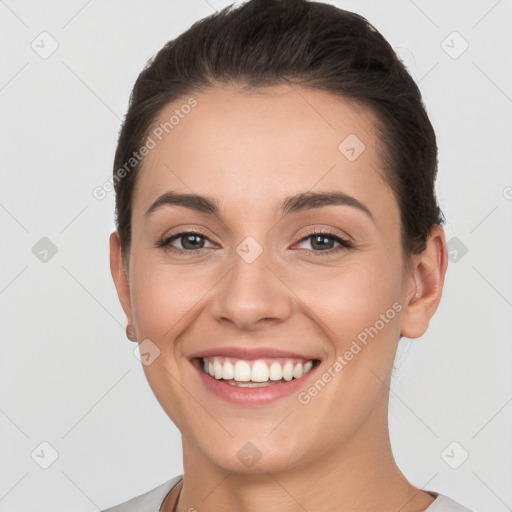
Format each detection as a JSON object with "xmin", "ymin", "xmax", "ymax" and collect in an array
[{"xmin": 1, "ymin": 1, "xmax": 511, "ymax": 511}]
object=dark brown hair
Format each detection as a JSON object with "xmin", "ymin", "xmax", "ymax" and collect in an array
[{"xmin": 113, "ymin": 0, "xmax": 444, "ymax": 268}]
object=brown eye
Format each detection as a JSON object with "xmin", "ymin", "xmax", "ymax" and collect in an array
[
  {"xmin": 177, "ymin": 233, "xmax": 206, "ymax": 250},
  {"xmin": 295, "ymin": 232, "xmax": 353, "ymax": 253},
  {"xmin": 310, "ymin": 234, "xmax": 336, "ymax": 251},
  {"xmin": 157, "ymin": 231, "xmax": 215, "ymax": 253}
]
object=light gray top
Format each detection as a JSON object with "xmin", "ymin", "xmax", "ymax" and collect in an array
[{"xmin": 101, "ymin": 475, "xmax": 474, "ymax": 512}]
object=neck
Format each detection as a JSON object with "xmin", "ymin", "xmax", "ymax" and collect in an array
[{"xmin": 170, "ymin": 399, "xmax": 435, "ymax": 512}]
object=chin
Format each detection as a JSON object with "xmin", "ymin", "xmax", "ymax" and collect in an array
[{"xmin": 193, "ymin": 430, "xmax": 311, "ymax": 475}]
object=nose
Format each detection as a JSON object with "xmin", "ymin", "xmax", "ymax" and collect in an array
[{"xmin": 210, "ymin": 243, "xmax": 294, "ymax": 332}]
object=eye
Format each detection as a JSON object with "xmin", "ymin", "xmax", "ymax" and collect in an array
[
  {"xmin": 156, "ymin": 229, "xmax": 353, "ymax": 256},
  {"xmin": 156, "ymin": 231, "xmax": 216, "ymax": 253},
  {"xmin": 294, "ymin": 230, "xmax": 353, "ymax": 254}
]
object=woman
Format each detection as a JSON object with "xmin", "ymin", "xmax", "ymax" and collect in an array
[{"xmin": 104, "ymin": 0, "xmax": 473, "ymax": 510}]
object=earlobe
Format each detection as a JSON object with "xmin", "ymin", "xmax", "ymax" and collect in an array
[
  {"xmin": 400, "ymin": 225, "xmax": 448, "ymax": 339},
  {"xmin": 109, "ymin": 231, "xmax": 133, "ymax": 325}
]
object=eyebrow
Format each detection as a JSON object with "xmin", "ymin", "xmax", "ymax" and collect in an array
[{"xmin": 144, "ymin": 190, "xmax": 373, "ymax": 220}]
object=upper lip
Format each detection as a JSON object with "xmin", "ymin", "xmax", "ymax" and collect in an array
[{"xmin": 188, "ymin": 346, "xmax": 319, "ymax": 361}]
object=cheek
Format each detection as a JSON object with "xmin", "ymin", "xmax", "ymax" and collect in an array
[
  {"xmin": 285, "ymin": 258, "xmax": 404, "ymax": 437},
  {"xmin": 130, "ymin": 263, "xmax": 214, "ymax": 342},
  {"xmin": 129, "ymin": 264, "xmax": 206, "ymax": 427},
  {"xmin": 288, "ymin": 255, "xmax": 403, "ymax": 348}
]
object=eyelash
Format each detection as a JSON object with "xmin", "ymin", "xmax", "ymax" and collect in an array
[{"xmin": 155, "ymin": 229, "xmax": 354, "ymax": 256}]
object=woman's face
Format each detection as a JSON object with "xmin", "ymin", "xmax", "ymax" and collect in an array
[{"xmin": 111, "ymin": 84, "xmax": 438, "ymax": 474}]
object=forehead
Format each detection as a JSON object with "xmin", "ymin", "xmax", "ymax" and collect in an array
[{"xmin": 132, "ymin": 84, "xmax": 396, "ymax": 224}]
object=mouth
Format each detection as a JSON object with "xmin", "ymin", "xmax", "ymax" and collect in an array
[
  {"xmin": 189, "ymin": 351, "xmax": 321, "ymax": 405},
  {"xmin": 197, "ymin": 356, "xmax": 318, "ymax": 387}
]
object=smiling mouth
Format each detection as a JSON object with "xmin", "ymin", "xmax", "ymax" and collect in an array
[{"xmin": 195, "ymin": 356, "xmax": 320, "ymax": 387}]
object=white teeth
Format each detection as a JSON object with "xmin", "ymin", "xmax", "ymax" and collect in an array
[
  {"xmin": 282, "ymin": 361, "xmax": 294, "ymax": 381},
  {"xmin": 214, "ymin": 359, "xmax": 223, "ymax": 379},
  {"xmin": 269, "ymin": 361, "xmax": 283, "ymax": 380},
  {"xmin": 223, "ymin": 360, "xmax": 234, "ymax": 380},
  {"xmin": 227, "ymin": 381, "xmax": 272, "ymax": 387},
  {"xmin": 201, "ymin": 356, "xmax": 316, "ymax": 383},
  {"xmin": 234, "ymin": 360, "xmax": 251, "ymax": 381},
  {"xmin": 293, "ymin": 363, "xmax": 303, "ymax": 379},
  {"xmin": 251, "ymin": 361, "xmax": 269, "ymax": 382}
]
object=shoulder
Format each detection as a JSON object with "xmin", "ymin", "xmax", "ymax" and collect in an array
[
  {"xmin": 426, "ymin": 493, "xmax": 474, "ymax": 512},
  {"xmin": 101, "ymin": 475, "xmax": 183, "ymax": 512}
]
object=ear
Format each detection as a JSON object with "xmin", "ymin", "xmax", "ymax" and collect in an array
[
  {"xmin": 109, "ymin": 231, "xmax": 133, "ymax": 325},
  {"xmin": 400, "ymin": 225, "xmax": 448, "ymax": 339}
]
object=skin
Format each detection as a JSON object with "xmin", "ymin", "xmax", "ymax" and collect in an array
[{"xmin": 110, "ymin": 84, "xmax": 448, "ymax": 512}]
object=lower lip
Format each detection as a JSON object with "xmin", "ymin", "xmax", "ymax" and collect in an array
[{"xmin": 192, "ymin": 359, "xmax": 319, "ymax": 406}]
